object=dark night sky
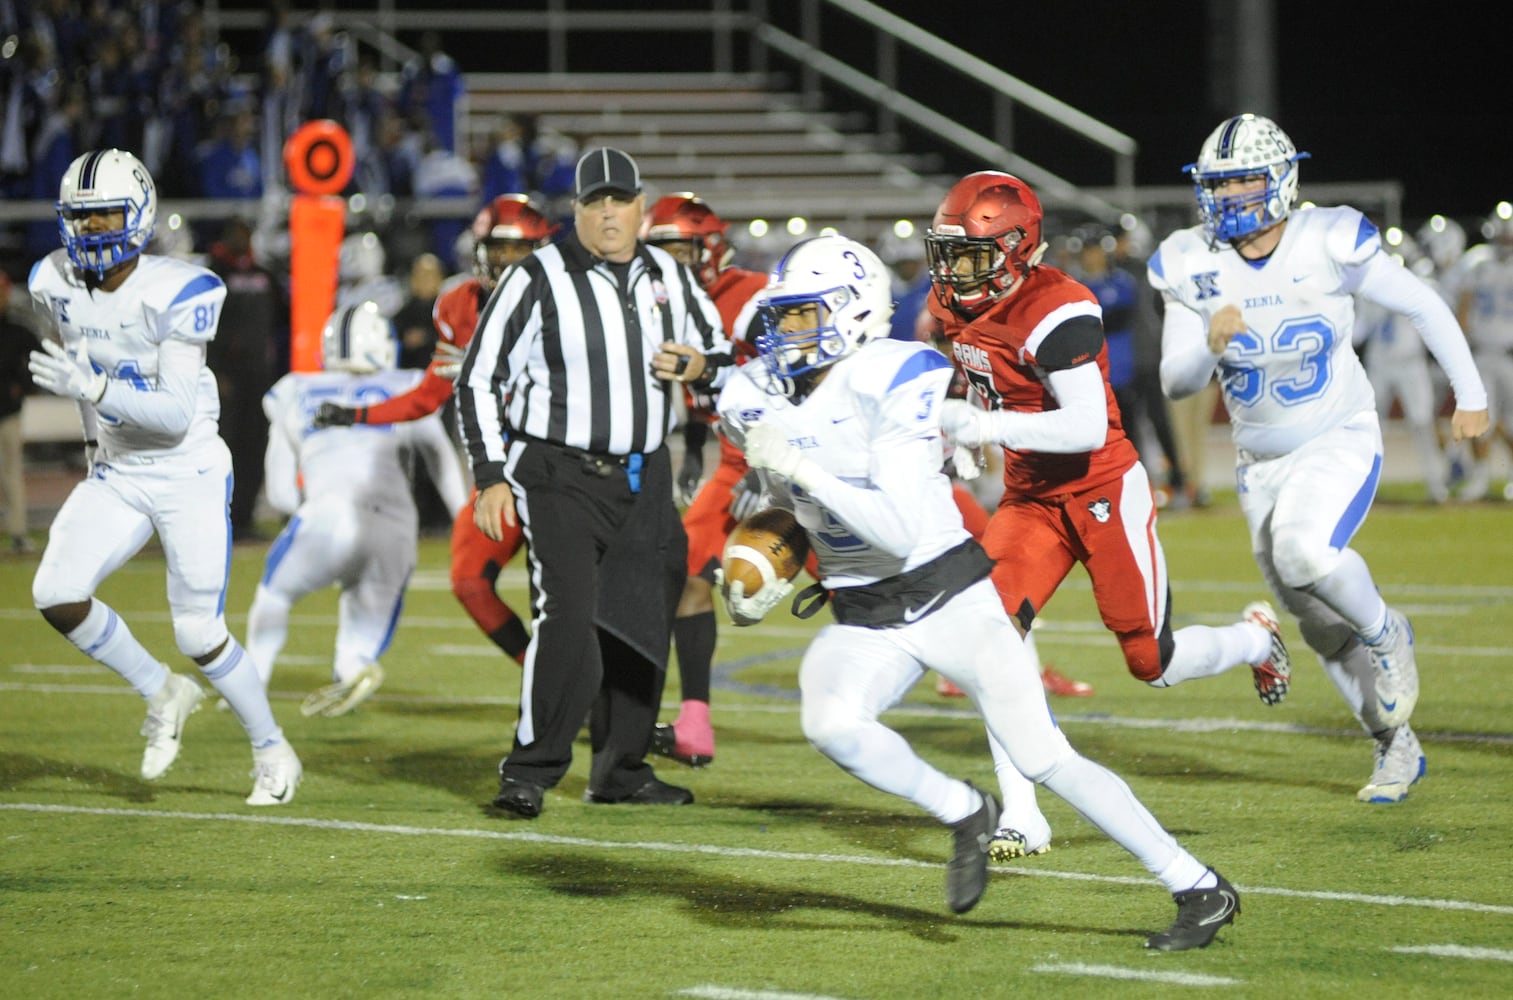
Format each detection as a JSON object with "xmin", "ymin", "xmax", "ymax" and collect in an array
[{"xmin": 866, "ymin": 1, "xmax": 1512, "ymax": 227}]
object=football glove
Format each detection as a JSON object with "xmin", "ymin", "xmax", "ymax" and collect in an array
[
  {"xmin": 714, "ymin": 567, "xmax": 794, "ymax": 627},
  {"xmin": 677, "ymin": 421, "xmax": 709, "ymax": 505},
  {"xmin": 432, "ymin": 341, "xmax": 468, "ymax": 381},
  {"xmin": 313, "ymin": 402, "xmax": 357, "ymax": 428},
  {"xmin": 29, "ymin": 339, "xmax": 106, "ymax": 404},
  {"xmin": 939, "ymin": 399, "xmax": 993, "ymax": 449},
  {"xmin": 949, "ymin": 442, "xmax": 984, "ymax": 481},
  {"xmin": 744, "ymin": 420, "xmax": 824, "ymax": 491},
  {"xmin": 728, "ymin": 469, "xmax": 767, "ymax": 521}
]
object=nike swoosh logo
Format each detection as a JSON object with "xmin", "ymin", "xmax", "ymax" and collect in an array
[
  {"xmin": 831, "ymin": 415, "xmax": 853, "ymax": 424},
  {"xmin": 1292, "ymin": 275, "xmax": 1308, "ymax": 283},
  {"xmin": 267, "ymin": 784, "xmax": 291, "ymax": 803},
  {"xmin": 1379, "ymin": 696, "xmax": 1397, "ymax": 712},
  {"xmin": 902, "ymin": 592, "xmax": 945, "ymax": 623},
  {"xmin": 1200, "ymin": 890, "xmax": 1238, "ymax": 925}
]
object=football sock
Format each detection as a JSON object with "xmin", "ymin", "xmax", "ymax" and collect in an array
[
  {"xmin": 1041, "ymin": 754, "xmax": 1207, "ymax": 893},
  {"xmin": 199, "ymin": 639, "xmax": 282, "ymax": 747},
  {"xmin": 1154, "ymin": 622, "xmax": 1272, "ymax": 687},
  {"xmin": 672, "ymin": 611, "xmax": 717, "ymax": 702},
  {"xmin": 65, "ymin": 599, "xmax": 170, "ymax": 698},
  {"xmin": 987, "ymin": 730, "xmax": 1050, "ymax": 846},
  {"xmin": 244, "ymin": 583, "xmax": 291, "ymax": 686}
]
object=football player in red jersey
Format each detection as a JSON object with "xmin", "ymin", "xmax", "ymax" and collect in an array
[
  {"xmin": 927, "ymin": 172, "xmax": 1289, "ymax": 855},
  {"xmin": 314, "ymin": 194, "xmax": 557, "ymax": 664},
  {"xmin": 639, "ymin": 194, "xmax": 767, "ymax": 767}
]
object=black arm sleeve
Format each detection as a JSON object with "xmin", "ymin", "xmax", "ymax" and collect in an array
[{"xmin": 1033, "ymin": 314, "xmax": 1105, "ymax": 372}]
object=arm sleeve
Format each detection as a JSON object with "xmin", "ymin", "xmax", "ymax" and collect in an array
[
  {"xmin": 793, "ymin": 368, "xmax": 953, "ymax": 558},
  {"xmin": 1354, "ymin": 253, "xmax": 1488, "ymax": 411},
  {"xmin": 261, "ymin": 394, "xmax": 301, "ymax": 516},
  {"xmin": 1158, "ymin": 297, "xmax": 1221, "ymax": 399},
  {"xmin": 93, "ymin": 337, "xmax": 204, "ymax": 438},
  {"xmin": 359, "ymin": 366, "xmax": 455, "ymax": 425},
  {"xmin": 411, "ymin": 415, "xmax": 470, "ymax": 516},
  {"xmin": 975, "ymin": 361, "xmax": 1108, "ymax": 452}
]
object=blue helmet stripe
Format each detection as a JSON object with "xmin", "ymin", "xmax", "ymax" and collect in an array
[
  {"xmin": 339, "ymin": 306, "xmax": 355, "ymax": 360},
  {"xmin": 79, "ymin": 150, "xmax": 105, "ymax": 190},
  {"xmin": 1218, "ymin": 117, "xmax": 1243, "ymax": 158}
]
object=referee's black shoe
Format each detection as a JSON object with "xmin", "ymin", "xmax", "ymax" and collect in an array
[
  {"xmin": 583, "ymin": 776, "xmax": 694, "ymax": 805},
  {"xmin": 492, "ymin": 776, "xmax": 545, "ymax": 818}
]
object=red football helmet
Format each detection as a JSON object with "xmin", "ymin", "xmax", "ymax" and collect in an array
[
  {"xmin": 925, "ymin": 171, "xmax": 1047, "ymax": 317},
  {"xmin": 641, "ymin": 192, "xmax": 733, "ymax": 288},
  {"xmin": 471, "ymin": 194, "xmax": 556, "ymax": 288}
]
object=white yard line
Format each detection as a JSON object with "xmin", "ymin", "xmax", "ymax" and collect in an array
[
  {"xmin": 1388, "ymin": 944, "xmax": 1513, "ymax": 962},
  {"xmin": 1031, "ymin": 962, "xmax": 1241, "ymax": 987},
  {"xmin": 3, "ymin": 802, "xmax": 1511, "ymax": 917}
]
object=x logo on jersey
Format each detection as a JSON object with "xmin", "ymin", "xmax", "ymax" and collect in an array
[{"xmin": 1192, "ymin": 271, "xmax": 1221, "ymax": 300}]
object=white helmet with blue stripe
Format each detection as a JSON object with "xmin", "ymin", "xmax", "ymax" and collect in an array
[
  {"xmin": 56, "ymin": 148, "xmax": 158, "ymax": 279},
  {"xmin": 1186, "ymin": 114, "xmax": 1308, "ymax": 247},
  {"xmin": 321, "ymin": 301, "xmax": 397, "ymax": 374},
  {"xmin": 754, "ymin": 234, "xmax": 893, "ymax": 395}
]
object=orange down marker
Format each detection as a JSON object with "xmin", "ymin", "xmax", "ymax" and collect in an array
[{"xmin": 284, "ymin": 120, "xmax": 354, "ymax": 372}]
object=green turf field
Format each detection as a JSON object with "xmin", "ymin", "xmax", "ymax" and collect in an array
[{"xmin": 2, "ymin": 491, "xmax": 1510, "ymax": 999}]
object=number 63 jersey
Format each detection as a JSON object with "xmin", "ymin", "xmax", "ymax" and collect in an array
[
  {"xmin": 29, "ymin": 250, "xmax": 228, "ymax": 459},
  {"xmin": 1148, "ymin": 206, "xmax": 1383, "ymax": 457}
]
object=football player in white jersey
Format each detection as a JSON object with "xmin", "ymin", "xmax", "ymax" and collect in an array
[
  {"xmin": 25, "ymin": 148, "xmax": 301, "ymax": 805},
  {"xmin": 1149, "ymin": 114, "xmax": 1490, "ymax": 803},
  {"xmin": 718, "ymin": 234, "xmax": 1238, "ymax": 950},
  {"xmin": 247, "ymin": 303, "xmax": 468, "ymax": 717},
  {"xmin": 1453, "ymin": 205, "xmax": 1513, "ymax": 500}
]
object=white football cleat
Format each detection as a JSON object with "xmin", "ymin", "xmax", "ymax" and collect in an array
[
  {"xmin": 1357, "ymin": 725, "xmax": 1425, "ymax": 804},
  {"xmin": 140, "ymin": 672, "xmax": 205, "ymax": 780},
  {"xmin": 300, "ymin": 663, "xmax": 385, "ymax": 718},
  {"xmin": 1369, "ymin": 610, "xmax": 1418, "ymax": 729},
  {"xmin": 246, "ymin": 740, "xmax": 302, "ymax": 806}
]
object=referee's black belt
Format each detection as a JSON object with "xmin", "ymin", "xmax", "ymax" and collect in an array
[{"xmin": 518, "ymin": 435, "xmax": 647, "ymax": 492}]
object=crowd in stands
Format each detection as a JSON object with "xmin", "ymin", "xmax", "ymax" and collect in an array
[{"xmin": 0, "ymin": 0, "xmax": 583, "ymax": 271}]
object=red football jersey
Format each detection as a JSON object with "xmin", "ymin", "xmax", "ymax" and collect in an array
[
  {"xmin": 929, "ymin": 265, "xmax": 1138, "ymax": 499},
  {"xmin": 361, "ymin": 276, "xmax": 489, "ymax": 425}
]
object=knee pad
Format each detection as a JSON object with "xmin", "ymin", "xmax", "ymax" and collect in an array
[
  {"xmin": 1118, "ymin": 630, "xmax": 1167, "ymax": 683},
  {"xmin": 1271, "ymin": 526, "xmax": 1341, "ymax": 590},
  {"xmin": 1299, "ymin": 615, "xmax": 1357, "ymax": 661},
  {"xmin": 173, "ymin": 612, "xmax": 229, "ymax": 660},
  {"xmin": 32, "ymin": 564, "xmax": 92, "ymax": 609}
]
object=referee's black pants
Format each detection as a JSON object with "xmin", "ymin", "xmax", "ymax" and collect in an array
[{"xmin": 499, "ymin": 440, "xmax": 686, "ymax": 799}]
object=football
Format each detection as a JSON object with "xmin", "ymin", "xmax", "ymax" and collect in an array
[{"xmin": 721, "ymin": 507, "xmax": 810, "ymax": 595}]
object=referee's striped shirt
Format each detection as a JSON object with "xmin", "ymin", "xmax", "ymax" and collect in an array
[{"xmin": 457, "ymin": 233, "xmax": 733, "ymax": 489}]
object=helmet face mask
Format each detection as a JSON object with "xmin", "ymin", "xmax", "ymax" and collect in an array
[
  {"xmin": 321, "ymin": 301, "xmax": 397, "ymax": 374},
  {"xmin": 642, "ymin": 193, "xmax": 733, "ymax": 288},
  {"xmin": 1187, "ymin": 114, "xmax": 1308, "ymax": 247},
  {"xmin": 754, "ymin": 234, "xmax": 891, "ymax": 395},
  {"xmin": 471, "ymin": 194, "xmax": 555, "ymax": 288},
  {"xmin": 56, "ymin": 149, "xmax": 158, "ymax": 280},
  {"xmin": 926, "ymin": 171, "xmax": 1045, "ymax": 318}
]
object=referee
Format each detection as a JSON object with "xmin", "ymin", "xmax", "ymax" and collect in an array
[{"xmin": 457, "ymin": 147, "xmax": 734, "ymax": 817}]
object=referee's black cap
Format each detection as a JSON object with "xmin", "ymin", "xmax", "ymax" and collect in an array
[{"xmin": 575, "ymin": 147, "xmax": 642, "ymax": 202}]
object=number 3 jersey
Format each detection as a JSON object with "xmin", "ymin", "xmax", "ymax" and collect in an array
[
  {"xmin": 28, "ymin": 250, "xmax": 228, "ymax": 459},
  {"xmin": 1149, "ymin": 205, "xmax": 1483, "ymax": 458}
]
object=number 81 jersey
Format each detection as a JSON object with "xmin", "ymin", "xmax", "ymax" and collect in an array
[
  {"xmin": 1148, "ymin": 205, "xmax": 1379, "ymax": 457},
  {"xmin": 29, "ymin": 250, "xmax": 228, "ymax": 457}
]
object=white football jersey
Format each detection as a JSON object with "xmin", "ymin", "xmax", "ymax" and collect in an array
[
  {"xmin": 1457, "ymin": 253, "xmax": 1513, "ymax": 351},
  {"xmin": 27, "ymin": 250, "xmax": 227, "ymax": 459},
  {"xmin": 717, "ymin": 340, "xmax": 965, "ymax": 589},
  {"xmin": 262, "ymin": 369, "xmax": 465, "ymax": 516},
  {"xmin": 1149, "ymin": 207, "xmax": 1382, "ymax": 456}
]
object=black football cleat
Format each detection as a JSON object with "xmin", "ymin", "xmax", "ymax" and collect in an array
[
  {"xmin": 583, "ymin": 777, "xmax": 694, "ymax": 805},
  {"xmin": 1145, "ymin": 869, "xmax": 1240, "ymax": 951},
  {"xmin": 492, "ymin": 776, "xmax": 545, "ymax": 818},
  {"xmin": 945, "ymin": 785, "xmax": 999, "ymax": 914}
]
